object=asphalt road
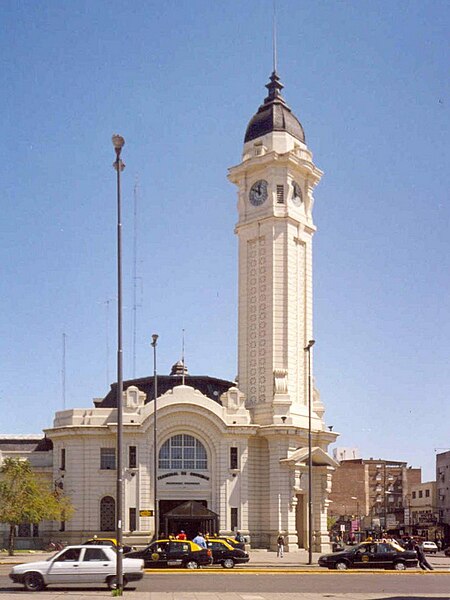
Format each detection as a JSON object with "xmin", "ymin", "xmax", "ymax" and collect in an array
[{"xmin": 1, "ymin": 568, "xmax": 450, "ymax": 597}]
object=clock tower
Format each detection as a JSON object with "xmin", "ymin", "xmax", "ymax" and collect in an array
[{"xmin": 228, "ymin": 71, "xmax": 323, "ymax": 428}]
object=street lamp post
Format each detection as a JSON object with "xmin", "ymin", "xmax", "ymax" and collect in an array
[
  {"xmin": 151, "ymin": 334, "xmax": 159, "ymax": 539},
  {"xmin": 112, "ymin": 133, "xmax": 125, "ymax": 594},
  {"xmin": 304, "ymin": 339, "xmax": 315, "ymax": 565}
]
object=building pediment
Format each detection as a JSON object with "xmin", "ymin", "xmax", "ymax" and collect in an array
[{"xmin": 280, "ymin": 446, "xmax": 339, "ymax": 468}]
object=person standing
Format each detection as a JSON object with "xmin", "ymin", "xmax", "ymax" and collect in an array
[
  {"xmin": 176, "ymin": 530, "xmax": 186, "ymax": 540},
  {"xmin": 193, "ymin": 532, "xmax": 207, "ymax": 548},
  {"xmin": 414, "ymin": 543, "xmax": 434, "ymax": 571},
  {"xmin": 277, "ymin": 533, "xmax": 285, "ymax": 558}
]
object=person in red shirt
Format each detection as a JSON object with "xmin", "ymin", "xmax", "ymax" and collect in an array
[{"xmin": 176, "ymin": 530, "xmax": 187, "ymax": 540}]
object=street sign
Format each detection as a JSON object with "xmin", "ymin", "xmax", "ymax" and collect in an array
[{"xmin": 139, "ymin": 510, "xmax": 154, "ymax": 517}]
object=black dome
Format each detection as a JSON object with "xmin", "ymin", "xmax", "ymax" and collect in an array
[{"xmin": 244, "ymin": 72, "xmax": 305, "ymax": 144}]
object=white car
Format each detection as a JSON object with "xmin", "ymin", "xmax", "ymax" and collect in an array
[
  {"xmin": 421, "ymin": 541, "xmax": 438, "ymax": 554},
  {"xmin": 9, "ymin": 545, "xmax": 144, "ymax": 591}
]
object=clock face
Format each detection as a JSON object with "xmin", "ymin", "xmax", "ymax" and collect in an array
[
  {"xmin": 249, "ymin": 180, "xmax": 268, "ymax": 206},
  {"xmin": 292, "ymin": 181, "xmax": 303, "ymax": 207}
]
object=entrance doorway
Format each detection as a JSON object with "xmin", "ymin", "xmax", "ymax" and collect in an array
[{"xmin": 159, "ymin": 500, "xmax": 219, "ymax": 540}]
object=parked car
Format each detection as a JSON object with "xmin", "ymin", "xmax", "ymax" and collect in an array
[
  {"xmin": 206, "ymin": 539, "xmax": 250, "ymax": 568},
  {"xmin": 125, "ymin": 539, "xmax": 212, "ymax": 569},
  {"xmin": 83, "ymin": 537, "xmax": 134, "ymax": 553},
  {"xmin": 318, "ymin": 541, "xmax": 418, "ymax": 571},
  {"xmin": 421, "ymin": 541, "xmax": 438, "ymax": 554},
  {"xmin": 212, "ymin": 536, "xmax": 245, "ymax": 551},
  {"xmin": 9, "ymin": 545, "xmax": 144, "ymax": 591}
]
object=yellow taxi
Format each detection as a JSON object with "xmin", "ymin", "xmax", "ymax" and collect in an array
[
  {"xmin": 84, "ymin": 537, "xmax": 134, "ymax": 553},
  {"xmin": 125, "ymin": 539, "xmax": 212, "ymax": 569}
]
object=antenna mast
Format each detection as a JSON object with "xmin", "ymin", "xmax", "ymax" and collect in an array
[
  {"xmin": 62, "ymin": 332, "xmax": 67, "ymax": 409},
  {"xmin": 273, "ymin": 0, "xmax": 278, "ymax": 73},
  {"xmin": 182, "ymin": 329, "xmax": 186, "ymax": 385}
]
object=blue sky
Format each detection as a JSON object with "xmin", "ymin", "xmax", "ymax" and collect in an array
[{"xmin": 1, "ymin": 1, "xmax": 449, "ymax": 481}]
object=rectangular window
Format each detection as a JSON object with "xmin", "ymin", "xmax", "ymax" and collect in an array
[
  {"xmin": 412, "ymin": 491, "xmax": 416, "ymax": 499},
  {"xmin": 129, "ymin": 446, "xmax": 137, "ymax": 469},
  {"xmin": 231, "ymin": 507, "xmax": 238, "ymax": 531},
  {"xmin": 100, "ymin": 448, "xmax": 116, "ymax": 470},
  {"xmin": 230, "ymin": 447, "xmax": 238, "ymax": 470},
  {"xmin": 276, "ymin": 184, "xmax": 284, "ymax": 204},
  {"xmin": 419, "ymin": 490, "xmax": 423, "ymax": 498},
  {"xmin": 60, "ymin": 448, "xmax": 66, "ymax": 470},
  {"xmin": 129, "ymin": 508, "xmax": 136, "ymax": 532},
  {"xmin": 17, "ymin": 523, "xmax": 31, "ymax": 537},
  {"xmin": 425, "ymin": 489, "xmax": 430, "ymax": 498}
]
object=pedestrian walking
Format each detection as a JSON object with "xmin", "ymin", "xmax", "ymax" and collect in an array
[
  {"xmin": 277, "ymin": 533, "xmax": 285, "ymax": 558},
  {"xmin": 414, "ymin": 543, "xmax": 434, "ymax": 571}
]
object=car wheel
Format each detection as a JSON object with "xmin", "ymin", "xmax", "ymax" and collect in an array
[
  {"xmin": 393, "ymin": 561, "xmax": 406, "ymax": 571},
  {"xmin": 222, "ymin": 558, "xmax": 235, "ymax": 569},
  {"xmin": 185, "ymin": 560, "xmax": 199, "ymax": 569},
  {"xmin": 335, "ymin": 561, "xmax": 348, "ymax": 571},
  {"xmin": 23, "ymin": 572, "xmax": 45, "ymax": 592}
]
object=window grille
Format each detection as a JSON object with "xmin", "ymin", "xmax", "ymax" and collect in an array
[
  {"xmin": 230, "ymin": 447, "xmax": 238, "ymax": 470},
  {"xmin": 100, "ymin": 448, "xmax": 116, "ymax": 470},
  {"xmin": 276, "ymin": 185, "xmax": 284, "ymax": 203},
  {"xmin": 100, "ymin": 496, "xmax": 115, "ymax": 531},
  {"xmin": 129, "ymin": 508, "xmax": 137, "ymax": 532},
  {"xmin": 129, "ymin": 446, "xmax": 137, "ymax": 469},
  {"xmin": 159, "ymin": 434, "xmax": 207, "ymax": 470}
]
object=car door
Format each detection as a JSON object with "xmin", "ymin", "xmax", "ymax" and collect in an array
[
  {"xmin": 167, "ymin": 541, "xmax": 190, "ymax": 567},
  {"xmin": 372, "ymin": 543, "xmax": 397, "ymax": 568},
  {"xmin": 46, "ymin": 547, "xmax": 83, "ymax": 583},
  {"xmin": 78, "ymin": 547, "xmax": 114, "ymax": 582},
  {"xmin": 350, "ymin": 543, "xmax": 368, "ymax": 568},
  {"xmin": 144, "ymin": 542, "xmax": 169, "ymax": 568},
  {"xmin": 208, "ymin": 541, "xmax": 225, "ymax": 564}
]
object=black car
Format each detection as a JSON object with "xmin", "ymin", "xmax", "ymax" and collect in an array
[
  {"xmin": 213, "ymin": 536, "xmax": 246, "ymax": 551},
  {"xmin": 206, "ymin": 539, "xmax": 250, "ymax": 568},
  {"xmin": 125, "ymin": 539, "xmax": 212, "ymax": 569},
  {"xmin": 318, "ymin": 541, "xmax": 418, "ymax": 571}
]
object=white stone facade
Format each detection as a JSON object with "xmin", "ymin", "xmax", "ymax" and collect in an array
[{"xmin": 7, "ymin": 72, "xmax": 339, "ymax": 553}]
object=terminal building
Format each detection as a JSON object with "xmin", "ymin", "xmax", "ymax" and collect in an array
[{"xmin": 3, "ymin": 71, "xmax": 338, "ymax": 552}]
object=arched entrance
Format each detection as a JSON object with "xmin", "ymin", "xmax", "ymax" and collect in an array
[{"xmin": 161, "ymin": 500, "xmax": 219, "ymax": 540}]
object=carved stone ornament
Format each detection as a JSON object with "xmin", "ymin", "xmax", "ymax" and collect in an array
[{"xmin": 273, "ymin": 369, "xmax": 288, "ymax": 394}]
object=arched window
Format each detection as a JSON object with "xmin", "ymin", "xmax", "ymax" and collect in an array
[
  {"xmin": 159, "ymin": 434, "xmax": 207, "ymax": 470},
  {"xmin": 100, "ymin": 496, "xmax": 115, "ymax": 531}
]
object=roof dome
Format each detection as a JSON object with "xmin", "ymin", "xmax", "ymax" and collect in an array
[
  {"xmin": 244, "ymin": 71, "xmax": 305, "ymax": 144},
  {"xmin": 170, "ymin": 360, "xmax": 188, "ymax": 376}
]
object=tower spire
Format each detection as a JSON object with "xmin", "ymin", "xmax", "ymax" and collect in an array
[{"xmin": 272, "ymin": 0, "xmax": 278, "ymax": 73}]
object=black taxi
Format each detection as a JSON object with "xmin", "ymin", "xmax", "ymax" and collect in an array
[
  {"xmin": 125, "ymin": 539, "xmax": 212, "ymax": 569},
  {"xmin": 206, "ymin": 539, "xmax": 250, "ymax": 568},
  {"xmin": 318, "ymin": 540, "xmax": 418, "ymax": 571}
]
